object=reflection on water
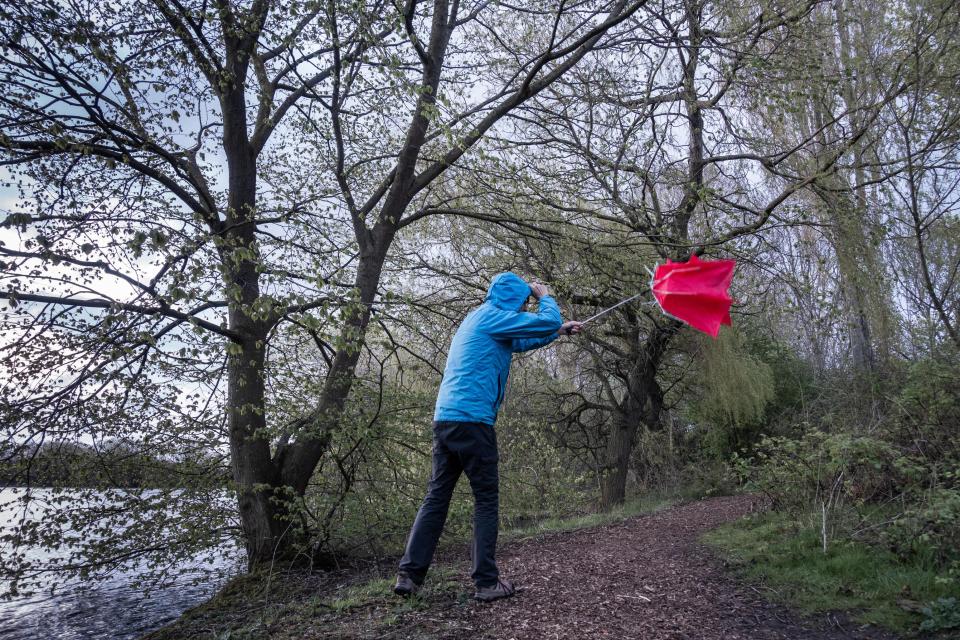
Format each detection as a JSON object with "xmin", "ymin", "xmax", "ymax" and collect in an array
[
  {"xmin": 0, "ymin": 562, "xmax": 234, "ymax": 640},
  {"xmin": 0, "ymin": 488, "xmax": 243, "ymax": 640}
]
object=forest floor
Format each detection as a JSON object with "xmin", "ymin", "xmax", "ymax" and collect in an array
[{"xmin": 147, "ymin": 495, "xmax": 901, "ymax": 640}]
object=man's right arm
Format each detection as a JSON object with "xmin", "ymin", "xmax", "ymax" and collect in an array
[{"xmin": 483, "ymin": 294, "xmax": 563, "ymax": 340}]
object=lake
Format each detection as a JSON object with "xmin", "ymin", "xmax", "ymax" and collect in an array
[{"xmin": 0, "ymin": 488, "xmax": 243, "ymax": 640}]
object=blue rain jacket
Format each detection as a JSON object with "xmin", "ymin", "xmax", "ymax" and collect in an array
[{"xmin": 434, "ymin": 272, "xmax": 563, "ymax": 425}]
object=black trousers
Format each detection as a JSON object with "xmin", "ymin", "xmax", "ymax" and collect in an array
[{"xmin": 398, "ymin": 420, "xmax": 500, "ymax": 588}]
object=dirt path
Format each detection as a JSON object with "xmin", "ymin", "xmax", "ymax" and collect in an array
[
  {"xmin": 149, "ymin": 495, "xmax": 898, "ymax": 639},
  {"xmin": 395, "ymin": 495, "xmax": 894, "ymax": 640}
]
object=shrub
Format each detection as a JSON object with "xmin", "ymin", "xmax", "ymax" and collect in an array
[
  {"xmin": 894, "ymin": 355, "xmax": 960, "ymax": 464},
  {"xmin": 738, "ymin": 430, "xmax": 914, "ymax": 552},
  {"xmin": 882, "ymin": 488, "xmax": 960, "ymax": 569},
  {"xmin": 744, "ymin": 430, "xmax": 902, "ymax": 515},
  {"xmin": 919, "ymin": 597, "xmax": 960, "ymax": 634},
  {"xmin": 677, "ymin": 459, "xmax": 739, "ymax": 499}
]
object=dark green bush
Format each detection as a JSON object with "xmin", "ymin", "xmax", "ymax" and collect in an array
[
  {"xmin": 919, "ymin": 597, "xmax": 960, "ymax": 633},
  {"xmin": 742, "ymin": 430, "xmax": 903, "ymax": 516},
  {"xmin": 882, "ymin": 488, "xmax": 960, "ymax": 568}
]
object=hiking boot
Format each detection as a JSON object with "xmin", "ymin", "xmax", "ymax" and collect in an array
[
  {"xmin": 474, "ymin": 578, "xmax": 516, "ymax": 602},
  {"xmin": 393, "ymin": 571, "xmax": 421, "ymax": 597}
]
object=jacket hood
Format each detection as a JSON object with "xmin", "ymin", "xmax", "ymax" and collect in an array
[{"xmin": 485, "ymin": 272, "xmax": 532, "ymax": 311}]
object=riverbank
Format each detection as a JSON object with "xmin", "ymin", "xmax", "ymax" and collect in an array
[{"xmin": 144, "ymin": 495, "xmax": 901, "ymax": 640}]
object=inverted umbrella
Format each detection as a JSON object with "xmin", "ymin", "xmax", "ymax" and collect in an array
[
  {"xmin": 651, "ymin": 254, "xmax": 735, "ymax": 337},
  {"xmin": 581, "ymin": 255, "xmax": 736, "ymax": 338}
]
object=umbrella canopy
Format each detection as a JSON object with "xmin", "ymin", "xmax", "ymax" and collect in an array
[{"xmin": 651, "ymin": 255, "xmax": 736, "ymax": 337}]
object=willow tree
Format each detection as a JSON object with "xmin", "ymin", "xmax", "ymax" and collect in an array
[
  {"xmin": 0, "ymin": 0, "xmax": 653, "ymax": 580},
  {"xmin": 441, "ymin": 0, "xmax": 907, "ymax": 508},
  {"xmin": 724, "ymin": 0, "xmax": 960, "ymax": 385},
  {"xmin": 788, "ymin": 0, "xmax": 900, "ymax": 376},
  {"xmin": 884, "ymin": 0, "xmax": 960, "ymax": 352}
]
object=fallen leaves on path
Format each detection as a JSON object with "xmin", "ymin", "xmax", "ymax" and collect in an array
[{"xmin": 388, "ymin": 495, "xmax": 896, "ymax": 640}]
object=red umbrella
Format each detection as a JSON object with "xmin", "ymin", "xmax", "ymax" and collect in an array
[
  {"xmin": 579, "ymin": 255, "xmax": 736, "ymax": 338},
  {"xmin": 651, "ymin": 254, "xmax": 735, "ymax": 337}
]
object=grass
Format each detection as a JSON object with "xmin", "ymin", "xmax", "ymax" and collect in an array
[
  {"xmin": 321, "ymin": 565, "xmax": 464, "ymax": 613},
  {"xmin": 502, "ymin": 492, "xmax": 678, "ymax": 540},
  {"xmin": 702, "ymin": 511, "xmax": 957, "ymax": 635},
  {"xmin": 146, "ymin": 566, "xmax": 468, "ymax": 640}
]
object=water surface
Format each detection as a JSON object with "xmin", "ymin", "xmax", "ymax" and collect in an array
[{"xmin": 0, "ymin": 488, "xmax": 242, "ymax": 640}]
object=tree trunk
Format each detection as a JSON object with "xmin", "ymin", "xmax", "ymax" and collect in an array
[
  {"xmin": 803, "ymin": 0, "xmax": 892, "ymax": 376},
  {"xmin": 598, "ymin": 326, "xmax": 673, "ymax": 510},
  {"xmin": 277, "ymin": 243, "xmax": 391, "ymax": 494},
  {"xmin": 221, "ymin": 68, "xmax": 292, "ymax": 568},
  {"xmin": 600, "ymin": 410, "xmax": 641, "ymax": 510},
  {"xmin": 227, "ymin": 340, "xmax": 289, "ymax": 567},
  {"xmin": 812, "ymin": 179, "xmax": 888, "ymax": 377}
]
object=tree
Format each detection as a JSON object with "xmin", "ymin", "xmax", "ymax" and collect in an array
[
  {"xmin": 885, "ymin": 1, "xmax": 960, "ymax": 352},
  {"xmin": 747, "ymin": 0, "xmax": 960, "ymax": 373},
  {"xmin": 0, "ymin": 0, "xmax": 650, "ymax": 578},
  {"xmin": 477, "ymin": 0, "xmax": 896, "ymax": 507}
]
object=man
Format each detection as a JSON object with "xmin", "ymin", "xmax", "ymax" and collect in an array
[{"xmin": 394, "ymin": 272, "xmax": 583, "ymax": 602}]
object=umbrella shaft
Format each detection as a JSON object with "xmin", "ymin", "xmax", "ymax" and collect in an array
[{"xmin": 582, "ymin": 292, "xmax": 649, "ymax": 324}]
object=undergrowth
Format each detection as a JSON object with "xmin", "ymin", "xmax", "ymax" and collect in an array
[{"xmin": 703, "ymin": 511, "xmax": 958, "ymax": 636}]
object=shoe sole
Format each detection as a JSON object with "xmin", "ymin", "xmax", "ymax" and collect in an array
[{"xmin": 473, "ymin": 591, "xmax": 515, "ymax": 602}]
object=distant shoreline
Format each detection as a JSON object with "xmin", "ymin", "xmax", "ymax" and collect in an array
[{"xmin": 0, "ymin": 484, "xmax": 178, "ymax": 490}]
